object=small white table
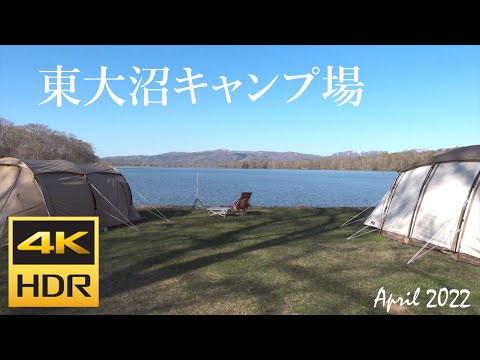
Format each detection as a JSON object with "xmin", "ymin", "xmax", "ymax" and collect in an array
[{"xmin": 207, "ymin": 207, "xmax": 230, "ymax": 217}]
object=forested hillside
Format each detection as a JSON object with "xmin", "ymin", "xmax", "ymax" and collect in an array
[
  {"xmin": 220, "ymin": 149, "xmax": 450, "ymax": 171},
  {"xmin": 102, "ymin": 149, "xmax": 323, "ymax": 167},
  {"xmin": 0, "ymin": 118, "xmax": 97, "ymax": 162},
  {"xmin": 103, "ymin": 147, "xmax": 452, "ymax": 171}
]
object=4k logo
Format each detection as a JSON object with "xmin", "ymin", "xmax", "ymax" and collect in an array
[
  {"xmin": 9, "ymin": 217, "xmax": 99, "ymax": 307},
  {"xmin": 17, "ymin": 231, "xmax": 90, "ymax": 254}
]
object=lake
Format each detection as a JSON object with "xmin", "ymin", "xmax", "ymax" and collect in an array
[{"xmin": 119, "ymin": 167, "xmax": 397, "ymax": 208}]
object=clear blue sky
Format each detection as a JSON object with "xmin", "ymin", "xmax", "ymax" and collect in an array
[{"xmin": 0, "ymin": 45, "xmax": 479, "ymax": 157}]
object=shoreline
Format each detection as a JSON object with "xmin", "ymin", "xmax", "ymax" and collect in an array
[
  {"xmin": 135, "ymin": 205, "xmax": 368, "ymax": 209},
  {"xmin": 114, "ymin": 165, "xmax": 398, "ymax": 173}
]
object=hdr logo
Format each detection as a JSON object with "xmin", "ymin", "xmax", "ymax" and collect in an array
[{"xmin": 8, "ymin": 217, "xmax": 99, "ymax": 307}]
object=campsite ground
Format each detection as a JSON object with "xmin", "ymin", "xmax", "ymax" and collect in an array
[{"xmin": 1, "ymin": 207, "xmax": 479, "ymax": 315}]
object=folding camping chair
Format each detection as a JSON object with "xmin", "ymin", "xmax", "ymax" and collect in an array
[
  {"xmin": 206, "ymin": 192, "xmax": 253, "ymax": 217},
  {"xmin": 230, "ymin": 192, "xmax": 252, "ymax": 215}
]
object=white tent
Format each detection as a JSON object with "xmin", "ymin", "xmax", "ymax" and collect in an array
[{"xmin": 364, "ymin": 145, "xmax": 480, "ymax": 265}]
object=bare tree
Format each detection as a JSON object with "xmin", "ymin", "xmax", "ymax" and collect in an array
[{"xmin": 0, "ymin": 117, "xmax": 98, "ymax": 162}]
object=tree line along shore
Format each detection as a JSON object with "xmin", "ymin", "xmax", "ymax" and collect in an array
[{"xmin": 0, "ymin": 118, "xmax": 449, "ymax": 171}]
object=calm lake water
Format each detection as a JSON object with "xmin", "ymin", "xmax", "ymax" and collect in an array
[{"xmin": 119, "ymin": 167, "xmax": 397, "ymax": 208}]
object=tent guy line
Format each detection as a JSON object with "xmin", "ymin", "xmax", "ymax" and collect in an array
[
  {"xmin": 365, "ymin": 145, "xmax": 480, "ymax": 266},
  {"xmin": 0, "ymin": 158, "xmax": 142, "ymax": 246}
]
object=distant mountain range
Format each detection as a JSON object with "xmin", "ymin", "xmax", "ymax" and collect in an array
[
  {"xmin": 330, "ymin": 149, "xmax": 433, "ymax": 157},
  {"xmin": 102, "ymin": 149, "xmax": 324, "ymax": 167},
  {"xmin": 331, "ymin": 150, "xmax": 388, "ymax": 157},
  {"xmin": 101, "ymin": 148, "xmax": 440, "ymax": 167}
]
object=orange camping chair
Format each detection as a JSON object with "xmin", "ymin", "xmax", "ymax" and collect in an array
[{"xmin": 230, "ymin": 192, "xmax": 252, "ymax": 215}]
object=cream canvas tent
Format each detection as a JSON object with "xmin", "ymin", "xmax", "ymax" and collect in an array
[
  {"xmin": 364, "ymin": 145, "xmax": 480, "ymax": 265},
  {"xmin": 0, "ymin": 158, "xmax": 142, "ymax": 246}
]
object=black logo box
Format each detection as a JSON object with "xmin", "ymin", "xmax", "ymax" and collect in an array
[{"xmin": 12, "ymin": 220, "xmax": 95, "ymax": 265}]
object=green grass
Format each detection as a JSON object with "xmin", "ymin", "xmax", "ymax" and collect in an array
[{"xmin": 1, "ymin": 207, "xmax": 479, "ymax": 315}]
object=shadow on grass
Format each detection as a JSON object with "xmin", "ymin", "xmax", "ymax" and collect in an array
[
  {"xmin": 151, "ymin": 276, "xmax": 284, "ymax": 314},
  {"xmin": 8, "ymin": 208, "xmax": 474, "ymax": 315},
  {"xmin": 98, "ymin": 209, "xmax": 341, "ymax": 299},
  {"xmin": 103, "ymin": 208, "xmax": 335, "ymax": 277},
  {"xmin": 97, "ymin": 208, "xmax": 402, "ymax": 314},
  {"xmin": 5, "ymin": 207, "xmax": 400, "ymax": 315},
  {"xmin": 236, "ymin": 209, "xmax": 265, "ymax": 216},
  {"xmin": 137, "ymin": 207, "xmax": 193, "ymax": 222},
  {"xmin": 4, "ymin": 208, "xmax": 346, "ymax": 314}
]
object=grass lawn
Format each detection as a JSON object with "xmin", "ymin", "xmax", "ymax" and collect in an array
[{"xmin": 1, "ymin": 206, "xmax": 479, "ymax": 315}]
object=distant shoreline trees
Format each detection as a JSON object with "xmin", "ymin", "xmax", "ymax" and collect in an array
[
  {"xmin": 217, "ymin": 149, "xmax": 447, "ymax": 171},
  {"xmin": 106, "ymin": 149, "xmax": 450, "ymax": 172},
  {"xmin": 1, "ymin": 116, "xmax": 450, "ymax": 171},
  {"xmin": 0, "ymin": 118, "xmax": 97, "ymax": 163}
]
